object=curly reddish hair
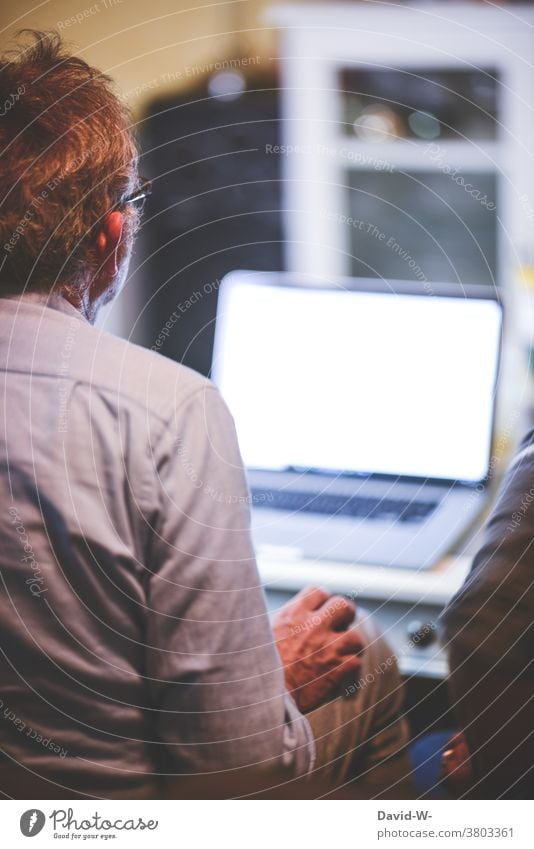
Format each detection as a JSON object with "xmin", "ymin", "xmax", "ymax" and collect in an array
[{"xmin": 0, "ymin": 30, "xmax": 140, "ymax": 294}]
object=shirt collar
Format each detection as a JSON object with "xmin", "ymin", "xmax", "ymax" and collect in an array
[{"xmin": 0, "ymin": 291, "xmax": 88, "ymax": 323}]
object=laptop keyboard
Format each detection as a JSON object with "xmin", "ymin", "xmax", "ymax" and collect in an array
[{"xmin": 250, "ymin": 488, "xmax": 438, "ymax": 524}]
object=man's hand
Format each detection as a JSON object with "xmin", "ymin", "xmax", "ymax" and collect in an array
[
  {"xmin": 272, "ymin": 586, "xmax": 364, "ymax": 714},
  {"xmin": 441, "ymin": 731, "xmax": 472, "ymax": 794}
]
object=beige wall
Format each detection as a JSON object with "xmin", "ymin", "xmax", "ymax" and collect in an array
[{"xmin": 0, "ymin": 0, "xmax": 290, "ymax": 115}]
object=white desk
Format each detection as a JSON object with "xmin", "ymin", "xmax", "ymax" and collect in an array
[{"xmin": 258, "ymin": 550, "xmax": 471, "ymax": 680}]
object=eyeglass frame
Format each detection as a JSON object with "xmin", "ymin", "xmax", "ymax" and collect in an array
[{"xmin": 117, "ymin": 176, "xmax": 152, "ymax": 211}]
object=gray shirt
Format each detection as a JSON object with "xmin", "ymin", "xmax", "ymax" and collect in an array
[
  {"xmin": 441, "ymin": 432, "xmax": 534, "ymax": 673},
  {"xmin": 0, "ymin": 293, "xmax": 314, "ymax": 799},
  {"xmin": 441, "ymin": 431, "xmax": 534, "ymax": 796}
]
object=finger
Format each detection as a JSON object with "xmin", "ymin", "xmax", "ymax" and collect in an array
[
  {"xmin": 339, "ymin": 654, "xmax": 364, "ymax": 693},
  {"xmin": 319, "ymin": 595, "xmax": 356, "ymax": 629},
  {"xmin": 337, "ymin": 628, "xmax": 365, "ymax": 656},
  {"xmin": 340, "ymin": 653, "xmax": 363, "ymax": 675},
  {"xmin": 327, "ymin": 653, "xmax": 363, "ymax": 690},
  {"xmin": 292, "ymin": 585, "xmax": 331, "ymax": 611}
]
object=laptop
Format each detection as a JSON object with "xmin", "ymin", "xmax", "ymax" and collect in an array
[{"xmin": 211, "ymin": 271, "xmax": 503, "ymax": 569}]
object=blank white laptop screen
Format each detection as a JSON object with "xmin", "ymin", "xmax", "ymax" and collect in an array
[{"xmin": 212, "ymin": 275, "xmax": 502, "ymax": 483}]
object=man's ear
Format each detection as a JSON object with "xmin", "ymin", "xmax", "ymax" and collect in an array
[{"xmin": 94, "ymin": 210, "xmax": 125, "ymax": 277}]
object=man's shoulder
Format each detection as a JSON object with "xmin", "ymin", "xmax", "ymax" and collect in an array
[
  {"xmin": 84, "ymin": 326, "xmax": 214, "ymax": 421},
  {"xmin": 0, "ymin": 295, "xmax": 215, "ymax": 421},
  {"xmin": 441, "ymin": 427, "xmax": 534, "ymax": 644}
]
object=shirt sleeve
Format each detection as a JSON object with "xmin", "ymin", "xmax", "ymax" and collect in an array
[
  {"xmin": 440, "ymin": 430, "xmax": 534, "ymax": 796},
  {"xmin": 441, "ymin": 428, "xmax": 534, "ymax": 675},
  {"xmin": 144, "ymin": 382, "xmax": 315, "ymax": 784}
]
